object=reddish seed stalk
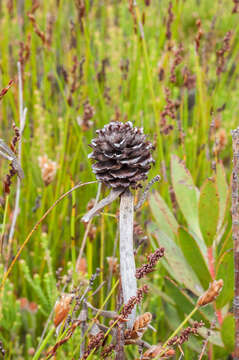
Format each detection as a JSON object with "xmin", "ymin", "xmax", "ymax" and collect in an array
[
  {"xmin": 231, "ymin": 127, "xmax": 239, "ymax": 359},
  {"xmin": 207, "ymin": 247, "xmax": 223, "ymax": 325}
]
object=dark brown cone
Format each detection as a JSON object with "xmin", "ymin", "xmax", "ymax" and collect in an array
[{"xmin": 89, "ymin": 122, "xmax": 154, "ymax": 190}]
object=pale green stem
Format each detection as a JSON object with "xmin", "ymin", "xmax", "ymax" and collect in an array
[{"xmin": 159, "ymin": 306, "xmax": 199, "ymax": 357}]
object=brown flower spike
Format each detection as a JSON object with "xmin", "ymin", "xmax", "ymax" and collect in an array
[
  {"xmin": 197, "ymin": 279, "xmax": 223, "ymax": 307},
  {"xmin": 89, "ymin": 121, "xmax": 154, "ymax": 190}
]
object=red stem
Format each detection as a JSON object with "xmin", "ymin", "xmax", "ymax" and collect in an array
[
  {"xmin": 208, "ymin": 247, "xmax": 223, "ymax": 325},
  {"xmin": 207, "ymin": 247, "xmax": 215, "ymax": 279}
]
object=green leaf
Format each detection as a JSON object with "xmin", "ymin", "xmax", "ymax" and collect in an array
[
  {"xmin": 149, "ymin": 191, "xmax": 178, "ymax": 239},
  {"xmin": 197, "ymin": 327, "xmax": 224, "ymax": 347},
  {"xmin": 199, "ymin": 178, "xmax": 219, "ymax": 247},
  {"xmin": 178, "ymin": 227, "xmax": 211, "ymax": 289},
  {"xmin": 164, "ymin": 277, "xmax": 214, "ymax": 325},
  {"xmin": 216, "ymin": 251, "xmax": 234, "ymax": 309},
  {"xmin": 216, "ymin": 162, "xmax": 228, "ymax": 230},
  {"xmin": 221, "ymin": 314, "xmax": 235, "ymax": 352},
  {"xmin": 150, "ymin": 224, "xmax": 202, "ymax": 295},
  {"xmin": 171, "ymin": 155, "xmax": 202, "ymax": 242}
]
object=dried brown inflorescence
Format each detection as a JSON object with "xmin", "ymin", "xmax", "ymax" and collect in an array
[
  {"xmin": 170, "ymin": 43, "xmax": 184, "ymax": 83},
  {"xmin": 101, "ymin": 344, "xmax": 115, "ymax": 358},
  {"xmin": 67, "ymin": 55, "xmax": 79, "ymax": 106},
  {"xmin": 77, "ymin": 100, "xmax": 95, "ymax": 131},
  {"xmin": 197, "ymin": 279, "xmax": 223, "ymax": 307},
  {"xmin": 28, "ymin": 13, "xmax": 46, "ymax": 44},
  {"xmin": 195, "ymin": 19, "xmax": 203, "ymax": 53},
  {"xmin": 82, "ymin": 331, "xmax": 104, "ymax": 359},
  {"xmin": 120, "ymin": 285, "xmax": 149, "ymax": 320},
  {"xmin": 3, "ymin": 123, "xmax": 21, "ymax": 194},
  {"xmin": 213, "ymin": 128, "xmax": 228, "ymax": 154},
  {"xmin": 54, "ymin": 293, "xmax": 74, "ymax": 327},
  {"xmin": 128, "ymin": 0, "xmax": 138, "ymax": 34},
  {"xmin": 135, "ymin": 247, "xmax": 165, "ymax": 279},
  {"xmin": 125, "ymin": 312, "xmax": 152, "ymax": 343},
  {"xmin": 19, "ymin": 35, "xmax": 31, "ymax": 70},
  {"xmin": 160, "ymin": 88, "xmax": 180, "ymax": 135},
  {"xmin": 216, "ymin": 31, "xmax": 233, "ymax": 76},
  {"xmin": 107, "ymin": 256, "xmax": 118, "ymax": 274},
  {"xmin": 182, "ymin": 66, "xmax": 196, "ymax": 90},
  {"xmin": 89, "ymin": 122, "xmax": 154, "ymax": 190},
  {"xmin": 167, "ymin": 321, "xmax": 204, "ymax": 346},
  {"xmin": 74, "ymin": 0, "xmax": 85, "ymax": 31},
  {"xmin": 166, "ymin": 1, "xmax": 174, "ymax": 42},
  {"xmin": 46, "ymin": 13, "xmax": 55, "ymax": 48},
  {"xmin": 46, "ymin": 320, "xmax": 81, "ymax": 358},
  {"xmin": 38, "ymin": 155, "xmax": 57, "ymax": 186},
  {"xmin": 0, "ymin": 80, "xmax": 14, "ymax": 101},
  {"xmin": 232, "ymin": 0, "xmax": 239, "ymax": 13}
]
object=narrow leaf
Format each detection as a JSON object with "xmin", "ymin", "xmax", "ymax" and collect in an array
[
  {"xmin": 150, "ymin": 224, "xmax": 202, "ymax": 295},
  {"xmin": 216, "ymin": 251, "xmax": 234, "ymax": 309},
  {"xmin": 199, "ymin": 178, "xmax": 219, "ymax": 247},
  {"xmin": 221, "ymin": 314, "xmax": 235, "ymax": 352},
  {"xmin": 149, "ymin": 191, "xmax": 178, "ymax": 239},
  {"xmin": 171, "ymin": 155, "xmax": 202, "ymax": 241},
  {"xmin": 178, "ymin": 227, "xmax": 211, "ymax": 289}
]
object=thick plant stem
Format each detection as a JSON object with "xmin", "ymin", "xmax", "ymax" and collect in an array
[
  {"xmin": 232, "ymin": 127, "xmax": 239, "ymax": 359},
  {"xmin": 119, "ymin": 189, "xmax": 137, "ymax": 328}
]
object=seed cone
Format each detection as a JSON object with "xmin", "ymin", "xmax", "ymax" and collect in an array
[{"xmin": 89, "ymin": 121, "xmax": 154, "ymax": 190}]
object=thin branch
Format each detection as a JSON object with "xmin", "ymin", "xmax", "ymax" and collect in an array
[
  {"xmin": 81, "ymin": 187, "xmax": 123, "ymax": 223},
  {"xmin": 134, "ymin": 175, "xmax": 160, "ymax": 211},
  {"xmin": 84, "ymin": 301, "xmax": 117, "ymax": 318},
  {"xmin": 198, "ymin": 319, "xmax": 216, "ymax": 360}
]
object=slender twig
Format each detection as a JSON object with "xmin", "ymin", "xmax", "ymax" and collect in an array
[
  {"xmin": 231, "ymin": 127, "xmax": 239, "ymax": 359},
  {"xmin": 84, "ymin": 301, "xmax": 117, "ymax": 318},
  {"xmin": 81, "ymin": 187, "xmax": 123, "ymax": 223},
  {"xmin": 8, "ymin": 62, "xmax": 27, "ymax": 252},
  {"xmin": 198, "ymin": 319, "xmax": 216, "ymax": 360},
  {"xmin": 120, "ymin": 189, "xmax": 137, "ymax": 328},
  {"xmin": 134, "ymin": 175, "xmax": 161, "ymax": 211}
]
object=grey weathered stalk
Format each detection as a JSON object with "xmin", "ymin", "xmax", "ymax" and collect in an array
[
  {"xmin": 119, "ymin": 189, "xmax": 137, "ymax": 328},
  {"xmin": 81, "ymin": 188, "xmax": 124, "ymax": 223},
  {"xmin": 231, "ymin": 127, "xmax": 239, "ymax": 360}
]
